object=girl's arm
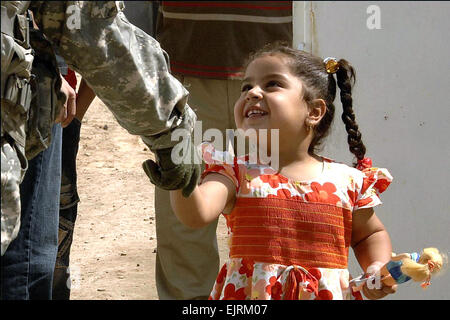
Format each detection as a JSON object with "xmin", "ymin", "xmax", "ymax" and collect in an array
[
  {"xmin": 170, "ymin": 173, "xmax": 236, "ymax": 229},
  {"xmin": 351, "ymin": 207, "xmax": 395, "ymax": 299},
  {"xmin": 352, "ymin": 208, "xmax": 392, "ymax": 270}
]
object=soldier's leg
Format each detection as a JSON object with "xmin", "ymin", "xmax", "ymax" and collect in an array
[
  {"xmin": 1, "ymin": 136, "xmax": 27, "ymax": 300},
  {"xmin": 1, "ymin": 124, "xmax": 62, "ymax": 300},
  {"xmin": 0, "ymin": 137, "xmax": 24, "ymax": 257},
  {"xmin": 154, "ymin": 77, "xmax": 237, "ymax": 300}
]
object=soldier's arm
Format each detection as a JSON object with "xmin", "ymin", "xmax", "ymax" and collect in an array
[{"xmin": 30, "ymin": 1, "xmax": 196, "ymax": 151}]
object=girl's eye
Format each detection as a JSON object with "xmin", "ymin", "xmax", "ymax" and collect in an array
[
  {"xmin": 266, "ymin": 80, "xmax": 281, "ymax": 88},
  {"xmin": 241, "ymin": 84, "xmax": 252, "ymax": 92}
]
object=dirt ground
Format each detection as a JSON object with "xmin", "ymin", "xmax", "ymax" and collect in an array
[{"xmin": 69, "ymin": 95, "xmax": 229, "ymax": 300}]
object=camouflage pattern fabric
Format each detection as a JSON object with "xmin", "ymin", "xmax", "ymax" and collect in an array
[
  {"xmin": 30, "ymin": 1, "xmax": 197, "ymax": 151},
  {"xmin": 1, "ymin": 2, "xmax": 34, "ymax": 254},
  {"xmin": 143, "ymin": 135, "xmax": 201, "ymax": 197},
  {"xmin": 1, "ymin": 139, "xmax": 24, "ymax": 255},
  {"xmin": 25, "ymin": 28, "xmax": 67, "ymax": 160},
  {"xmin": 30, "ymin": 0, "xmax": 199, "ymax": 194},
  {"xmin": 1, "ymin": 1, "xmax": 199, "ymax": 254}
]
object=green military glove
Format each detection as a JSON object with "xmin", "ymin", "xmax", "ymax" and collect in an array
[{"xmin": 142, "ymin": 136, "xmax": 201, "ymax": 198}]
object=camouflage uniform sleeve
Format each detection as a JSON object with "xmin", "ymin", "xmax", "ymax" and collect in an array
[{"xmin": 30, "ymin": 1, "xmax": 196, "ymax": 150}]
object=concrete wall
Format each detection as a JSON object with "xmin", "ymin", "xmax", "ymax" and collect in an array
[{"xmin": 294, "ymin": 1, "xmax": 450, "ymax": 299}]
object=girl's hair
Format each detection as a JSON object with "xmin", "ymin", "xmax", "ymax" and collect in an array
[
  {"xmin": 401, "ymin": 248, "xmax": 447, "ymax": 283},
  {"xmin": 244, "ymin": 42, "xmax": 366, "ymax": 166}
]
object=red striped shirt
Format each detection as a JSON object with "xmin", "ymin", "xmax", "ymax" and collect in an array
[{"xmin": 156, "ymin": 1, "xmax": 293, "ymax": 79}]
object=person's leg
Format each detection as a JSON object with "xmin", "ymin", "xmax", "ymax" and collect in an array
[
  {"xmin": 1, "ymin": 136, "xmax": 25, "ymax": 257},
  {"xmin": 52, "ymin": 119, "xmax": 82, "ymax": 300},
  {"xmin": 155, "ymin": 77, "xmax": 237, "ymax": 300},
  {"xmin": 51, "ymin": 206, "xmax": 76, "ymax": 300},
  {"xmin": 1, "ymin": 124, "xmax": 62, "ymax": 300},
  {"xmin": 155, "ymin": 188, "xmax": 219, "ymax": 300}
]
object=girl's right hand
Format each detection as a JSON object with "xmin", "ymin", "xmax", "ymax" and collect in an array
[{"xmin": 170, "ymin": 172, "xmax": 236, "ymax": 229}]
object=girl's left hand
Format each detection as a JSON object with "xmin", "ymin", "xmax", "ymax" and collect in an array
[{"xmin": 361, "ymin": 262, "xmax": 397, "ymax": 300}]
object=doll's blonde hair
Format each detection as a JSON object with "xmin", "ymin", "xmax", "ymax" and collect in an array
[{"xmin": 400, "ymin": 248, "xmax": 447, "ymax": 283}]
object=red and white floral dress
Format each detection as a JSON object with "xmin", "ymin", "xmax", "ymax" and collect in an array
[{"xmin": 200, "ymin": 143, "xmax": 393, "ymax": 300}]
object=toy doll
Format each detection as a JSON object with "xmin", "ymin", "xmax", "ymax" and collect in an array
[{"xmin": 351, "ymin": 247, "xmax": 446, "ymax": 291}]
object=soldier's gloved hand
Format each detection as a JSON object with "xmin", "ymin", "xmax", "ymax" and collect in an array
[{"xmin": 142, "ymin": 138, "xmax": 201, "ymax": 198}]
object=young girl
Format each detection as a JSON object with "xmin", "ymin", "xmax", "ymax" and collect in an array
[{"xmin": 170, "ymin": 43, "xmax": 395, "ymax": 300}]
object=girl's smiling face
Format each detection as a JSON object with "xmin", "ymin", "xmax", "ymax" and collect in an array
[{"xmin": 234, "ymin": 54, "xmax": 310, "ymax": 145}]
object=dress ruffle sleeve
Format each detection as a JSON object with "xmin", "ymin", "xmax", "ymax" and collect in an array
[
  {"xmin": 199, "ymin": 142, "xmax": 240, "ymax": 191},
  {"xmin": 354, "ymin": 167, "xmax": 393, "ymax": 211}
]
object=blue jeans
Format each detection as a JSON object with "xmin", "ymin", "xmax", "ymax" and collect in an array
[{"xmin": 1, "ymin": 124, "xmax": 62, "ymax": 300}]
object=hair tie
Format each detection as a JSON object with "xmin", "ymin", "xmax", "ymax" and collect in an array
[
  {"xmin": 356, "ymin": 157, "xmax": 372, "ymax": 171},
  {"xmin": 323, "ymin": 57, "xmax": 339, "ymax": 74}
]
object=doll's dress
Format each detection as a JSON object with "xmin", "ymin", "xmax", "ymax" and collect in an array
[
  {"xmin": 386, "ymin": 252, "xmax": 420, "ymax": 284},
  {"xmin": 199, "ymin": 143, "xmax": 393, "ymax": 300}
]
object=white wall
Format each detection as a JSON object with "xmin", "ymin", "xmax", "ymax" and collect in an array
[{"xmin": 294, "ymin": 1, "xmax": 450, "ymax": 299}]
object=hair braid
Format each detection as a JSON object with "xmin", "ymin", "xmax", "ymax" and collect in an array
[
  {"xmin": 336, "ymin": 60, "xmax": 366, "ymax": 165},
  {"xmin": 243, "ymin": 43, "xmax": 367, "ymax": 163}
]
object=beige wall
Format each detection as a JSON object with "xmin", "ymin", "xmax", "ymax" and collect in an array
[{"xmin": 294, "ymin": 1, "xmax": 450, "ymax": 300}]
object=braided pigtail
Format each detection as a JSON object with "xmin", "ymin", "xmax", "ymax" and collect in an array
[
  {"xmin": 244, "ymin": 44, "xmax": 370, "ymax": 168},
  {"xmin": 335, "ymin": 60, "xmax": 367, "ymax": 167}
]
